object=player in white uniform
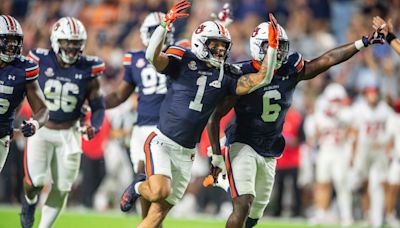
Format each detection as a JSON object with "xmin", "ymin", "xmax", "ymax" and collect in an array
[
  {"xmin": 350, "ymin": 85, "xmax": 393, "ymax": 228},
  {"xmin": 312, "ymin": 83, "xmax": 353, "ymax": 226},
  {"xmin": 384, "ymin": 112, "xmax": 400, "ymax": 226},
  {"xmin": 21, "ymin": 17, "xmax": 105, "ymax": 228}
]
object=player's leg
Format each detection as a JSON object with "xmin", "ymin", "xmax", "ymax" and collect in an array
[
  {"xmin": 332, "ymin": 149, "xmax": 353, "ymax": 226},
  {"xmin": 130, "ymin": 125, "xmax": 154, "ymax": 218},
  {"xmin": 386, "ymin": 158, "xmax": 400, "ymax": 226},
  {"xmin": 138, "ymin": 200, "xmax": 173, "ymax": 228},
  {"xmin": 0, "ymin": 135, "xmax": 11, "ymax": 172},
  {"xmin": 313, "ymin": 149, "xmax": 333, "ymax": 223},
  {"xmin": 121, "ymin": 131, "xmax": 174, "ymax": 211},
  {"xmin": 225, "ymin": 143, "xmax": 257, "ymax": 228},
  {"xmin": 21, "ymin": 128, "xmax": 54, "ymax": 228},
  {"xmin": 38, "ymin": 128, "xmax": 81, "ymax": 228},
  {"xmin": 246, "ymin": 156, "xmax": 276, "ymax": 228},
  {"xmin": 368, "ymin": 156, "xmax": 387, "ymax": 228},
  {"xmin": 138, "ymin": 133, "xmax": 195, "ymax": 227}
]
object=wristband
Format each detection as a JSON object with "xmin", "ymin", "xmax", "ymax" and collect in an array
[
  {"xmin": 354, "ymin": 39, "xmax": 365, "ymax": 51},
  {"xmin": 386, "ymin": 32, "xmax": 397, "ymax": 44}
]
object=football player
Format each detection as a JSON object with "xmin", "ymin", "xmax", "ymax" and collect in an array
[
  {"xmin": 373, "ymin": 16, "xmax": 400, "ymax": 55},
  {"xmin": 312, "ymin": 83, "xmax": 353, "ymax": 226},
  {"xmin": 207, "ymin": 19, "xmax": 385, "ymax": 228},
  {"xmin": 104, "ymin": 11, "xmax": 174, "ymax": 218},
  {"xmin": 350, "ymin": 83, "xmax": 393, "ymax": 228},
  {"xmin": 20, "ymin": 17, "xmax": 105, "ymax": 228},
  {"xmin": 119, "ymin": 1, "xmax": 280, "ymax": 227},
  {"xmin": 0, "ymin": 15, "xmax": 48, "ymax": 173}
]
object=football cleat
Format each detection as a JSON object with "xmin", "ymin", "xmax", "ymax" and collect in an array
[
  {"xmin": 20, "ymin": 199, "xmax": 37, "ymax": 228},
  {"xmin": 120, "ymin": 174, "xmax": 146, "ymax": 212}
]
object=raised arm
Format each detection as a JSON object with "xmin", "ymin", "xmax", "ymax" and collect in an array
[
  {"xmin": 105, "ymin": 81, "xmax": 135, "ymax": 109},
  {"xmin": 23, "ymin": 80, "xmax": 49, "ymax": 137},
  {"xmin": 300, "ymin": 29, "xmax": 385, "ymax": 81},
  {"xmin": 236, "ymin": 14, "xmax": 279, "ymax": 95},
  {"xmin": 373, "ymin": 16, "xmax": 400, "ymax": 55},
  {"xmin": 145, "ymin": 0, "xmax": 190, "ymax": 72}
]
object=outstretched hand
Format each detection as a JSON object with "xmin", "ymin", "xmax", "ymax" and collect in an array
[
  {"xmin": 268, "ymin": 13, "xmax": 279, "ymax": 49},
  {"xmin": 362, "ymin": 27, "xmax": 385, "ymax": 47},
  {"xmin": 163, "ymin": 0, "xmax": 191, "ymax": 31},
  {"xmin": 372, "ymin": 16, "xmax": 393, "ymax": 36}
]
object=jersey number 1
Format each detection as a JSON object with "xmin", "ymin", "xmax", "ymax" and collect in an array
[
  {"xmin": 261, "ymin": 89, "xmax": 281, "ymax": 122},
  {"xmin": 189, "ymin": 76, "xmax": 207, "ymax": 112}
]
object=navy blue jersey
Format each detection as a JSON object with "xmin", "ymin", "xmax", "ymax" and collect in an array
[
  {"xmin": 0, "ymin": 56, "xmax": 39, "ymax": 134},
  {"xmin": 159, "ymin": 46, "xmax": 238, "ymax": 148},
  {"xmin": 28, "ymin": 49, "xmax": 104, "ymax": 123},
  {"xmin": 226, "ymin": 53, "xmax": 305, "ymax": 157},
  {"xmin": 123, "ymin": 50, "xmax": 167, "ymax": 126}
]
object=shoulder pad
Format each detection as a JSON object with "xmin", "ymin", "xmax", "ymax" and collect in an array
[
  {"xmin": 81, "ymin": 55, "xmax": 105, "ymax": 77},
  {"xmin": 27, "ymin": 48, "xmax": 49, "ymax": 63},
  {"xmin": 286, "ymin": 52, "xmax": 304, "ymax": 73},
  {"xmin": 165, "ymin": 45, "xmax": 186, "ymax": 60}
]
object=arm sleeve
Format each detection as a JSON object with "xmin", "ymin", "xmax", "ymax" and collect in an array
[{"xmin": 89, "ymin": 96, "xmax": 106, "ymax": 131}]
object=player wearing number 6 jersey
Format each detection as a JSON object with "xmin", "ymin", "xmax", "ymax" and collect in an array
[
  {"xmin": 0, "ymin": 15, "xmax": 48, "ymax": 173},
  {"xmin": 21, "ymin": 17, "xmax": 105, "ymax": 228},
  {"xmin": 207, "ymin": 19, "xmax": 387, "ymax": 228},
  {"xmin": 119, "ymin": 1, "xmax": 277, "ymax": 227}
]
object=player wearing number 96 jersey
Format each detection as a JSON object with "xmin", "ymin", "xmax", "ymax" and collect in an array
[
  {"xmin": 0, "ymin": 15, "xmax": 48, "ymax": 174},
  {"xmin": 21, "ymin": 17, "xmax": 105, "ymax": 228},
  {"xmin": 208, "ymin": 19, "xmax": 386, "ymax": 228}
]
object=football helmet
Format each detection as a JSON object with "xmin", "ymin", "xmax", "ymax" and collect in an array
[
  {"xmin": 250, "ymin": 22, "xmax": 289, "ymax": 68},
  {"xmin": 0, "ymin": 15, "xmax": 23, "ymax": 63},
  {"xmin": 140, "ymin": 12, "xmax": 174, "ymax": 48},
  {"xmin": 323, "ymin": 83, "xmax": 347, "ymax": 115},
  {"xmin": 191, "ymin": 21, "xmax": 231, "ymax": 68},
  {"xmin": 50, "ymin": 17, "xmax": 87, "ymax": 64}
]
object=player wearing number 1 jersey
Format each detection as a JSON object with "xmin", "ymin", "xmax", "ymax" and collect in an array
[
  {"xmin": 0, "ymin": 15, "xmax": 48, "ymax": 173},
  {"xmin": 20, "ymin": 17, "xmax": 105, "ymax": 228},
  {"xmin": 208, "ymin": 20, "xmax": 386, "ymax": 228}
]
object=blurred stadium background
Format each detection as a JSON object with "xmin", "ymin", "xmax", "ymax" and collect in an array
[{"xmin": 1, "ymin": 0, "xmax": 400, "ymax": 227}]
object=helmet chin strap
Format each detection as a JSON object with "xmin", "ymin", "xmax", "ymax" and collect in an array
[
  {"xmin": 60, "ymin": 49, "xmax": 78, "ymax": 64},
  {"xmin": 209, "ymin": 58, "xmax": 224, "ymax": 88}
]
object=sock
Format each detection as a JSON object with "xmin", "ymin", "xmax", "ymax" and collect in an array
[
  {"xmin": 134, "ymin": 181, "xmax": 143, "ymax": 194},
  {"xmin": 245, "ymin": 217, "xmax": 259, "ymax": 228},
  {"xmin": 25, "ymin": 194, "xmax": 38, "ymax": 205},
  {"xmin": 39, "ymin": 205, "xmax": 62, "ymax": 228}
]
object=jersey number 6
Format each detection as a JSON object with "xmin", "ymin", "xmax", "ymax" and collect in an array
[{"xmin": 261, "ymin": 89, "xmax": 281, "ymax": 122}]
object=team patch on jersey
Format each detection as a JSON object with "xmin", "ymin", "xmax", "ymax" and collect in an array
[
  {"xmin": 45, "ymin": 67, "xmax": 54, "ymax": 77},
  {"xmin": 123, "ymin": 53, "xmax": 132, "ymax": 66},
  {"xmin": 166, "ymin": 46, "xmax": 185, "ymax": 60},
  {"xmin": 188, "ymin": 61, "xmax": 197, "ymax": 70},
  {"xmin": 294, "ymin": 54, "xmax": 304, "ymax": 73},
  {"xmin": 25, "ymin": 65, "xmax": 39, "ymax": 80},
  {"xmin": 91, "ymin": 62, "xmax": 105, "ymax": 77}
]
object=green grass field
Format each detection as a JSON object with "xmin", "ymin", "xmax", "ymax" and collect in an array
[{"xmin": 0, "ymin": 205, "xmax": 363, "ymax": 228}]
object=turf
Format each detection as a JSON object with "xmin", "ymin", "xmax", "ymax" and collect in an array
[{"xmin": 0, "ymin": 205, "xmax": 361, "ymax": 228}]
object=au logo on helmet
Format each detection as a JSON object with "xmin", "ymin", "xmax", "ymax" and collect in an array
[{"xmin": 195, "ymin": 24, "xmax": 206, "ymax": 34}]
